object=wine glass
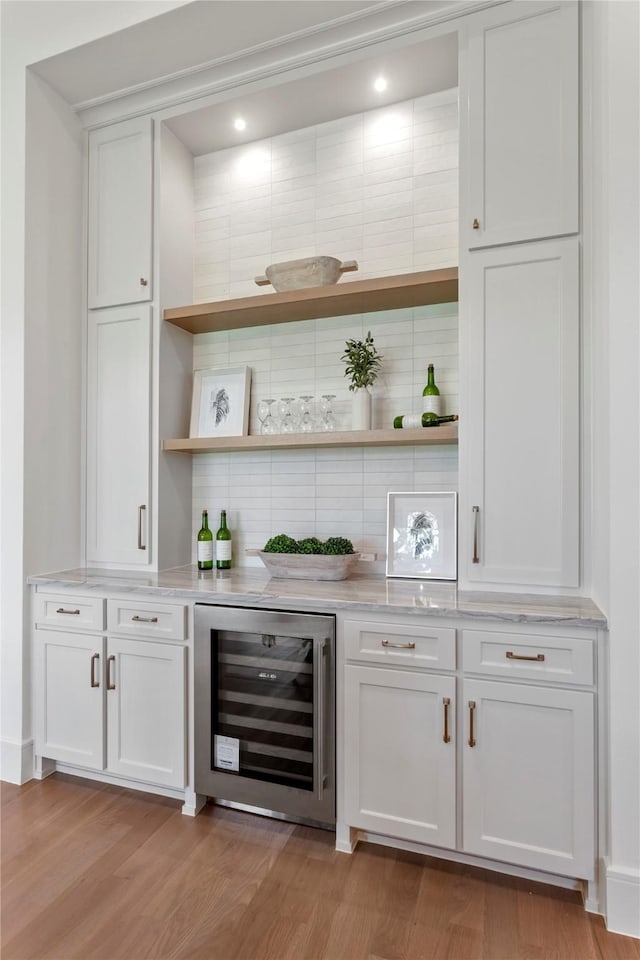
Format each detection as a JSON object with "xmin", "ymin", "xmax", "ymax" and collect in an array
[
  {"xmin": 298, "ymin": 395, "xmax": 316, "ymax": 433},
  {"xmin": 278, "ymin": 397, "xmax": 296, "ymax": 434},
  {"xmin": 257, "ymin": 399, "xmax": 277, "ymax": 435},
  {"xmin": 319, "ymin": 394, "xmax": 337, "ymax": 431}
]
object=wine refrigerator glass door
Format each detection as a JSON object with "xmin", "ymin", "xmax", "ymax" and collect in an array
[{"xmin": 195, "ymin": 605, "xmax": 335, "ymax": 825}]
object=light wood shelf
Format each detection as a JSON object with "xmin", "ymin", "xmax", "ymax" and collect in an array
[
  {"xmin": 163, "ymin": 268, "xmax": 458, "ymax": 334},
  {"xmin": 163, "ymin": 424, "xmax": 458, "ymax": 454}
]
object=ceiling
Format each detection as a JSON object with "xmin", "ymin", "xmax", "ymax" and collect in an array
[
  {"xmin": 164, "ymin": 31, "xmax": 458, "ymax": 156},
  {"xmin": 29, "ymin": 0, "xmax": 459, "ymax": 156}
]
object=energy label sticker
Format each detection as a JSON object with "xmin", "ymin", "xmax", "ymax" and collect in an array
[{"xmin": 214, "ymin": 734, "xmax": 239, "ymax": 772}]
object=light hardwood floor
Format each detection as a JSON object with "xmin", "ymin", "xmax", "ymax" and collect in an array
[{"xmin": 2, "ymin": 774, "xmax": 639, "ymax": 960}]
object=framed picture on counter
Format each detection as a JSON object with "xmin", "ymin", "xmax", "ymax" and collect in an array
[
  {"xmin": 386, "ymin": 491, "xmax": 457, "ymax": 580},
  {"xmin": 189, "ymin": 366, "xmax": 251, "ymax": 439}
]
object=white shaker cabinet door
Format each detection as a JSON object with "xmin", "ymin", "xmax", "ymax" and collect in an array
[
  {"xmin": 106, "ymin": 636, "xmax": 186, "ymax": 788},
  {"xmin": 462, "ymin": 678, "xmax": 595, "ymax": 879},
  {"xmin": 458, "ymin": 238, "xmax": 580, "ymax": 589},
  {"xmin": 86, "ymin": 305, "xmax": 151, "ymax": 566},
  {"xmin": 34, "ymin": 630, "xmax": 105, "ymax": 770},
  {"xmin": 88, "ymin": 116, "xmax": 153, "ymax": 308},
  {"xmin": 463, "ymin": 0, "xmax": 578, "ymax": 249},
  {"xmin": 344, "ymin": 665, "xmax": 456, "ymax": 848}
]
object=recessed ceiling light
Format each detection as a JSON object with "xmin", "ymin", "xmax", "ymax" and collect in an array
[
  {"xmin": 234, "ymin": 117, "xmax": 247, "ymax": 132},
  {"xmin": 374, "ymin": 76, "xmax": 387, "ymax": 93}
]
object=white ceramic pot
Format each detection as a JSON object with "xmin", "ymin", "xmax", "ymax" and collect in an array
[{"xmin": 352, "ymin": 388, "xmax": 371, "ymax": 430}]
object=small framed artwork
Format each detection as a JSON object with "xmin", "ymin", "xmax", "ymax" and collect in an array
[
  {"xmin": 386, "ymin": 491, "xmax": 457, "ymax": 580},
  {"xmin": 189, "ymin": 366, "xmax": 251, "ymax": 439}
]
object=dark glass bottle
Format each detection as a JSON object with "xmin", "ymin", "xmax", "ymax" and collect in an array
[
  {"xmin": 422, "ymin": 364, "xmax": 442, "ymax": 417},
  {"xmin": 216, "ymin": 510, "xmax": 232, "ymax": 570},
  {"xmin": 197, "ymin": 510, "xmax": 213, "ymax": 570}
]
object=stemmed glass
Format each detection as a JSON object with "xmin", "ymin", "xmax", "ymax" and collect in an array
[
  {"xmin": 319, "ymin": 394, "xmax": 337, "ymax": 431},
  {"xmin": 277, "ymin": 397, "xmax": 297, "ymax": 434},
  {"xmin": 257, "ymin": 399, "xmax": 277, "ymax": 435},
  {"xmin": 298, "ymin": 395, "xmax": 316, "ymax": 433}
]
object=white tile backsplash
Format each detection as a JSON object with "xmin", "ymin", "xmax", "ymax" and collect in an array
[{"xmin": 191, "ymin": 89, "xmax": 459, "ymax": 569}]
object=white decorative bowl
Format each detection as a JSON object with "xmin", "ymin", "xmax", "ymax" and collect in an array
[
  {"xmin": 258, "ymin": 551, "xmax": 358, "ymax": 581},
  {"xmin": 254, "ymin": 256, "xmax": 358, "ymax": 292}
]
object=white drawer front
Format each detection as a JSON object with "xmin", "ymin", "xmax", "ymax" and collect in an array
[
  {"xmin": 343, "ymin": 618, "xmax": 456, "ymax": 670},
  {"xmin": 34, "ymin": 593, "xmax": 105, "ymax": 632},
  {"xmin": 462, "ymin": 629, "xmax": 594, "ymax": 686},
  {"xmin": 107, "ymin": 598, "xmax": 186, "ymax": 641}
]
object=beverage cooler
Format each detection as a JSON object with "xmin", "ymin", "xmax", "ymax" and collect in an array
[{"xmin": 194, "ymin": 605, "xmax": 335, "ymax": 825}]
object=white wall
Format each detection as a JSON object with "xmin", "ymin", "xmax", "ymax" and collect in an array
[
  {"xmin": 0, "ymin": 0, "xmax": 195, "ymax": 783},
  {"xmin": 585, "ymin": 0, "xmax": 640, "ymax": 938},
  {"xmin": 191, "ymin": 91, "xmax": 459, "ymax": 569}
]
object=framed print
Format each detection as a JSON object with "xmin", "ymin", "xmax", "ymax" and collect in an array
[
  {"xmin": 386, "ymin": 491, "xmax": 457, "ymax": 580},
  {"xmin": 189, "ymin": 366, "xmax": 251, "ymax": 439}
]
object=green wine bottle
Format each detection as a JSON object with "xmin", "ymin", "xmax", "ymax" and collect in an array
[
  {"xmin": 197, "ymin": 509, "xmax": 213, "ymax": 570},
  {"xmin": 422, "ymin": 364, "xmax": 442, "ymax": 417},
  {"xmin": 216, "ymin": 509, "xmax": 232, "ymax": 570},
  {"xmin": 393, "ymin": 414, "xmax": 458, "ymax": 429}
]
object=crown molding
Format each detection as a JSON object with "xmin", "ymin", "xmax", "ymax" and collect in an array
[{"xmin": 78, "ymin": 0, "xmax": 505, "ymax": 129}]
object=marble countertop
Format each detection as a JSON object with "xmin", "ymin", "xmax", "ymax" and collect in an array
[{"xmin": 28, "ymin": 565, "xmax": 607, "ymax": 628}]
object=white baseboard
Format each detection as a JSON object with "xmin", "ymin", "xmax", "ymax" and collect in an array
[
  {"xmin": 605, "ymin": 861, "xmax": 640, "ymax": 938},
  {"xmin": 0, "ymin": 737, "xmax": 34, "ymax": 784}
]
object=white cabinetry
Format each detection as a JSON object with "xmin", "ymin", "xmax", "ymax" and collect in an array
[
  {"xmin": 88, "ymin": 116, "xmax": 153, "ymax": 308},
  {"xmin": 344, "ymin": 666, "xmax": 456, "ymax": 848},
  {"xmin": 86, "ymin": 305, "xmax": 151, "ymax": 565},
  {"xmin": 462, "ymin": 677, "xmax": 594, "ymax": 878},
  {"xmin": 459, "ymin": 238, "xmax": 580, "ymax": 589},
  {"xmin": 33, "ymin": 592, "xmax": 187, "ymax": 791},
  {"xmin": 463, "ymin": 0, "xmax": 579, "ymax": 249},
  {"xmin": 339, "ymin": 614, "xmax": 597, "ymax": 881}
]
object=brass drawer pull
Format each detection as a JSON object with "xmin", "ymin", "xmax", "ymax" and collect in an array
[
  {"xmin": 468, "ymin": 700, "xmax": 477, "ymax": 747},
  {"xmin": 443, "ymin": 697, "xmax": 451, "ymax": 744},
  {"xmin": 472, "ymin": 506, "xmax": 480, "ymax": 563},
  {"xmin": 56, "ymin": 607, "xmax": 80, "ymax": 615},
  {"xmin": 132, "ymin": 615, "xmax": 159, "ymax": 624},
  {"xmin": 90, "ymin": 653, "xmax": 100, "ymax": 688},
  {"xmin": 381, "ymin": 639, "xmax": 416, "ymax": 650},
  {"xmin": 506, "ymin": 651, "xmax": 545, "ymax": 662},
  {"xmin": 107, "ymin": 655, "xmax": 116, "ymax": 690}
]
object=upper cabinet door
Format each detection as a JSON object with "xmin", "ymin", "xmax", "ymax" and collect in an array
[
  {"xmin": 88, "ymin": 117, "xmax": 153, "ymax": 308},
  {"xmin": 463, "ymin": 1, "xmax": 579, "ymax": 249}
]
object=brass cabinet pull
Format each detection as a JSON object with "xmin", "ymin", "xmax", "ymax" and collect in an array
[
  {"xmin": 132, "ymin": 615, "xmax": 158, "ymax": 623},
  {"xmin": 443, "ymin": 697, "xmax": 451, "ymax": 744},
  {"xmin": 139, "ymin": 277, "xmax": 148, "ymax": 286},
  {"xmin": 90, "ymin": 653, "xmax": 100, "ymax": 688},
  {"xmin": 138, "ymin": 504, "xmax": 147, "ymax": 551},
  {"xmin": 472, "ymin": 506, "xmax": 480, "ymax": 563},
  {"xmin": 468, "ymin": 700, "xmax": 477, "ymax": 747},
  {"xmin": 56, "ymin": 607, "xmax": 80, "ymax": 615},
  {"xmin": 381, "ymin": 639, "xmax": 416, "ymax": 650},
  {"xmin": 107, "ymin": 655, "xmax": 116, "ymax": 690},
  {"xmin": 472, "ymin": 218, "xmax": 480, "ymax": 229},
  {"xmin": 506, "ymin": 650, "xmax": 545, "ymax": 662}
]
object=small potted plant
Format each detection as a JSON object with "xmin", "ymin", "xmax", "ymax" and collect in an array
[{"xmin": 341, "ymin": 330, "xmax": 382, "ymax": 430}]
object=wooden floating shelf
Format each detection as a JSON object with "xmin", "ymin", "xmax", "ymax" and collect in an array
[
  {"xmin": 163, "ymin": 425, "xmax": 458, "ymax": 454},
  {"xmin": 163, "ymin": 268, "xmax": 458, "ymax": 334}
]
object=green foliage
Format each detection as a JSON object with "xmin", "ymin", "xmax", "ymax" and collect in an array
[
  {"xmin": 322, "ymin": 536, "xmax": 356, "ymax": 556},
  {"xmin": 262, "ymin": 534, "xmax": 355, "ymax": 555},
  {"xmin": 341, "ymin": 330, "xmax": 382, "ymax": 392},
  {"xmin": 263, "ymin": 534, "xmax": 300, "ymax": 554}
]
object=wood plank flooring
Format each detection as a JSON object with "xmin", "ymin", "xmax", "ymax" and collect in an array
[{"xmin": 2, "ymin": 774, "xmax": 639, "ymax": 960}]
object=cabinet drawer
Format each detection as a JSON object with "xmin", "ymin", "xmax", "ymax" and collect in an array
[
  {"xmin": 107, "ymin": 599, "xmax": 186, "ymax": 641},
  {"xmin": 462, "ymin": 629, "xmax": 593, "ymax": 686},
  {"xmin": 34, "ymin": 593, "xmax": 105, "ymax": 632},
  {"xmin": 343, "ymin": 618, "xmax": 456, "ymax": 670}
]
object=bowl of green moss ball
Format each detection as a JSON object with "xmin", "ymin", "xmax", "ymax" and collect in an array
[{"xmin": 259, "ymin": 534, "xmax": 358, "ymax": 580}]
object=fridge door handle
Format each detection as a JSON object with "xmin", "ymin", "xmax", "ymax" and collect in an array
[{"xmin": 313, "ymin": 637, "xmax": 327, "ymax": 801}]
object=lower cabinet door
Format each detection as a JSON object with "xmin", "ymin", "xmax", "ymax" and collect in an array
[
  {"xmin": 34, "ymin": 630, "xmax": 105, "ymax": 770},
  {"xmin": 462, "ymin": 678, "xmax": 595, "ymax": 878},
  {"xmin": 344, "ymin": 665, "xmax": 456, "ymax": 848},
  {"xmin": 106, "ymin": 636, "xmax": 186, "ymax": 788}
]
